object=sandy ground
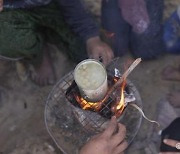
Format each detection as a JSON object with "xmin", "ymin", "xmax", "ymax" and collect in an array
[{"xmin": 0, "ymin": 0, "xmax": 180, "ymax": 154}]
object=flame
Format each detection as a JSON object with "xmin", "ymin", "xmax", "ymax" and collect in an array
[
  {"xmin": 74, "ymin": 77, "xmax": 126, "ymax": 118},
  {"xmin": 113, "ymin": 80, "xmax": 126, "ymax": 118},
  {"xmin": 75, "ymin": 95, "xmax": 102, "ymax": 111}
]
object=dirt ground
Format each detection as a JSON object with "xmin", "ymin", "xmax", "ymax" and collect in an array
[{"xmin": 0, "ymin": 0, "xmax": 180, "ymax": 154}]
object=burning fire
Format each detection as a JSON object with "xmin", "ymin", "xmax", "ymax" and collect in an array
[
  {"xmin": 75, "ymin": 77, "xmax": 127, "ymax": 118},
  {"xmin": 75, "ymin": 95, "xmax": 103, "ymax": 111},
  {"xmin": 112, "ymin": 80, "xmax": 126, "ymax": 117}
]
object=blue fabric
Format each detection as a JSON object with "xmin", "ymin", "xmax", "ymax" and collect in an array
[{"xmin": 163, "ymin": 11, "xmax": 180, "ymax": 54}]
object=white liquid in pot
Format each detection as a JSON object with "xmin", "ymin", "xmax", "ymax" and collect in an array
[{"xmin": 75, "ymin": 61, "xmax": 106, "ymax": 90}]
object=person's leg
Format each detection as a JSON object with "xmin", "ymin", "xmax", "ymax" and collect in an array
[
  {"xmin": 29, "ymin": 43, "xmax": 56, "ymax": 85},
  {"xmin": 29, "ymin": 3, "xmax": 88, "ymax": 63},
  {"xmin": 0, "ymin": 9, "xmax": 55, "ymax": 85},
  {"xmin": 130, "ymin": 0, "xmax": 165, "ymax": 59},
  {"xmin": 0, "ymin": 9, "xmax": 43, "ymax": 61},
  {"xmin": 101, "ymin": 0, "xmax": 130, "ymax": 57}
]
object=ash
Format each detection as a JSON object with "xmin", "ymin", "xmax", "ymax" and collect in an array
[
  {"xmin": 66, "ymin": 75, "xmax": 136, "ymax": 119},
  {"xmin": 45, "ymin": 71, "xmax": 142, "ymax": 154}
]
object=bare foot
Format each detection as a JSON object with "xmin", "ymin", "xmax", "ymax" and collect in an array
[
  {"xmin": 30, "ymin": 44, "xmax": 56, "ymax": 86},
  {"xmin": 167, "ymin": 91, "xmax": 180, "ymax": 108},
  {"xmin": 162, "ymin": 65, "xmax": 180, "ymax": 81}
]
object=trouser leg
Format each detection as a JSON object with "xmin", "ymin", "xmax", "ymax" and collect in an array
[
  {"xmin": 0, "ymin": 9, "xmax": 44, "ymax": 64},
  {"xmin": 0, "ymin": 3, "xmax": 87, "ymax": 64},
  {"xmin": 130, "ymin": 0, "xmax": 165, "ymax": 59},
  {"xmin": 101, "ymin": 0, "xmax": 130, "ymax": 56},
  {"xmin": 29, "ymin": 3, "xmax": 88, "ymax": 62}
]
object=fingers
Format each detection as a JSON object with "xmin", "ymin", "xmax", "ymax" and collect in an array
[
  {"xmin": 113, "ymin": 141, "xmax": 128, "ymax": 154},
  {"xmin": 111, "ymin": 123, "xmax": 126, "ymax": 146},
  {"xmin": 100, "ymin": 45, "xmax": 114, "ymax": 66},
  {"xmin": 88, "ymin": 51, "xmax": 98, "ymax": 60},
  {"xmin": 86, "ymin": 37, "xmax": 114, "ymax": 66},
  {"xmin": 89, "ymin": 46, "xmax": 109, "ymax": 65},
  {"xmin": 100, "ymin": 51, "xmax": 108, "ymax": 65},
  {"xmin": 103, "ymin": 116, "xmax": 118, "ymax": 137},
  {"xmin": 106, "ymin": 46, "xmax": 114, "ymax": 60},
  {"xmin": 163, "ymin": 139, "xmax": 179, "ymax": 148},
  {"xmin": 90, "ymin": 49, "xmax": 113, "ymax": 66}
]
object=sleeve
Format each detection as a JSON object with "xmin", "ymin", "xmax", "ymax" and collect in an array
[
  {"xmin": 56, "ymin": 0, "xmax": 99, "ymax": 42},
  {"xmin": 3, "ymin": 0, "xmax": 51, "ymax": 9}
]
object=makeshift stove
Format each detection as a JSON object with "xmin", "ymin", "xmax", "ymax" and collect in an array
[{"xmin": 45, "ymin": 58, "xmax": 142, "ymax": 154}]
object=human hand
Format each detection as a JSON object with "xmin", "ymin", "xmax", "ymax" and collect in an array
[
  {"xmin": 86, "ymin": 36, "xmax": 114, "ymax": 66},
  {"xmin": 160, "ymin": 139, "xmax": 180, "ymax": 154},
  {"xmin": 0, "ymin": 0, "xmax": 3, "ymax": 12},
  {"xmin": 79, "ymin": 116, "xmax": 128, "ymax": 154}
]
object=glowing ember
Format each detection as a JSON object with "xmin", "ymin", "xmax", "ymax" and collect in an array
[
  {"xmin": 74, "ymin": 77, "xmax": 127, "ymax": 118},
  {"xmin": 75, "ymin": 95, "xmax": 103, "ymax": 111}
]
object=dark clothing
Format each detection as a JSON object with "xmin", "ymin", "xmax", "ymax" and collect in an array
[
  {"xmin": 3, "ymin": 0, "xmax": 51, "ymax": 9},
  {"xmin": 160, "ymin": 117, "xmax": 180, "ymax": 152},
  {"xmin": 118, "ymin": 0, "xmax": 150, "ymax": 34},
  {"xmin": 163, "ymin": 10, "xmax": 180, "ymax": 54},
  {"xmin": 3, "ymin": 0, "xmax": 99, "ymax": 42},
  {"xmin": 0, "ymin": 0, "xmax": 99, "ymax": 63},
  {"xmin": 0, "ymin": 2, "xmax": 94, "ymax": 63},
  {"xmin": 55, "ymin": 0, "xmax": 99, "ymax": 41},
  {"xmin": 101, "ymin": 0, "xmax": 165, "ymax": 59}
]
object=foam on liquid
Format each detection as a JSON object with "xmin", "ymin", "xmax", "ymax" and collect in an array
[{"xmin": 75, "ymin": 62, "xmax": 106, "ymax": 90}]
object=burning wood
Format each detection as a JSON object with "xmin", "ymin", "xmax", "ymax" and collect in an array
[
  {"xmin": 66, "ymin": 58, "xmax": 141, "ymax": 119},
  {"xmin": 111, "ymin": 80, "xmax": 126, "ymax": 117},
  {"xmin": 101, "ymin": 58, "xmax": 141, "ymax": 104},
  {"xmin": 46, "ymin": 58, "xmax": 147, "ymax": 151},
  {"xmin": 75, "ymin": 95, "xmax": 102, "ymax": 111}
]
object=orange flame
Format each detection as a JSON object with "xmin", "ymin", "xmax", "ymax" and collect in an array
[
  {"xmin": 112, "ymin": 80, "xmax": 126, "ymax": 118},
  {"xmin": 75, "ymin": 77, "xmax": 126, "ymax": 117},
  {"xmin": 75, "ymin": 95, "xmax": 102, "ymax": 111}
]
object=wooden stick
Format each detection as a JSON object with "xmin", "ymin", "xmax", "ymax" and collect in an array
[{"xmin": 101, "ymin": 58, "xmax": 142, "ymax": 103}]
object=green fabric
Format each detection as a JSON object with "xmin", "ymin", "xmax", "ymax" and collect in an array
[{"xmin": 0, "ymin": 3, "xmax": 87, "ymax": 63}]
